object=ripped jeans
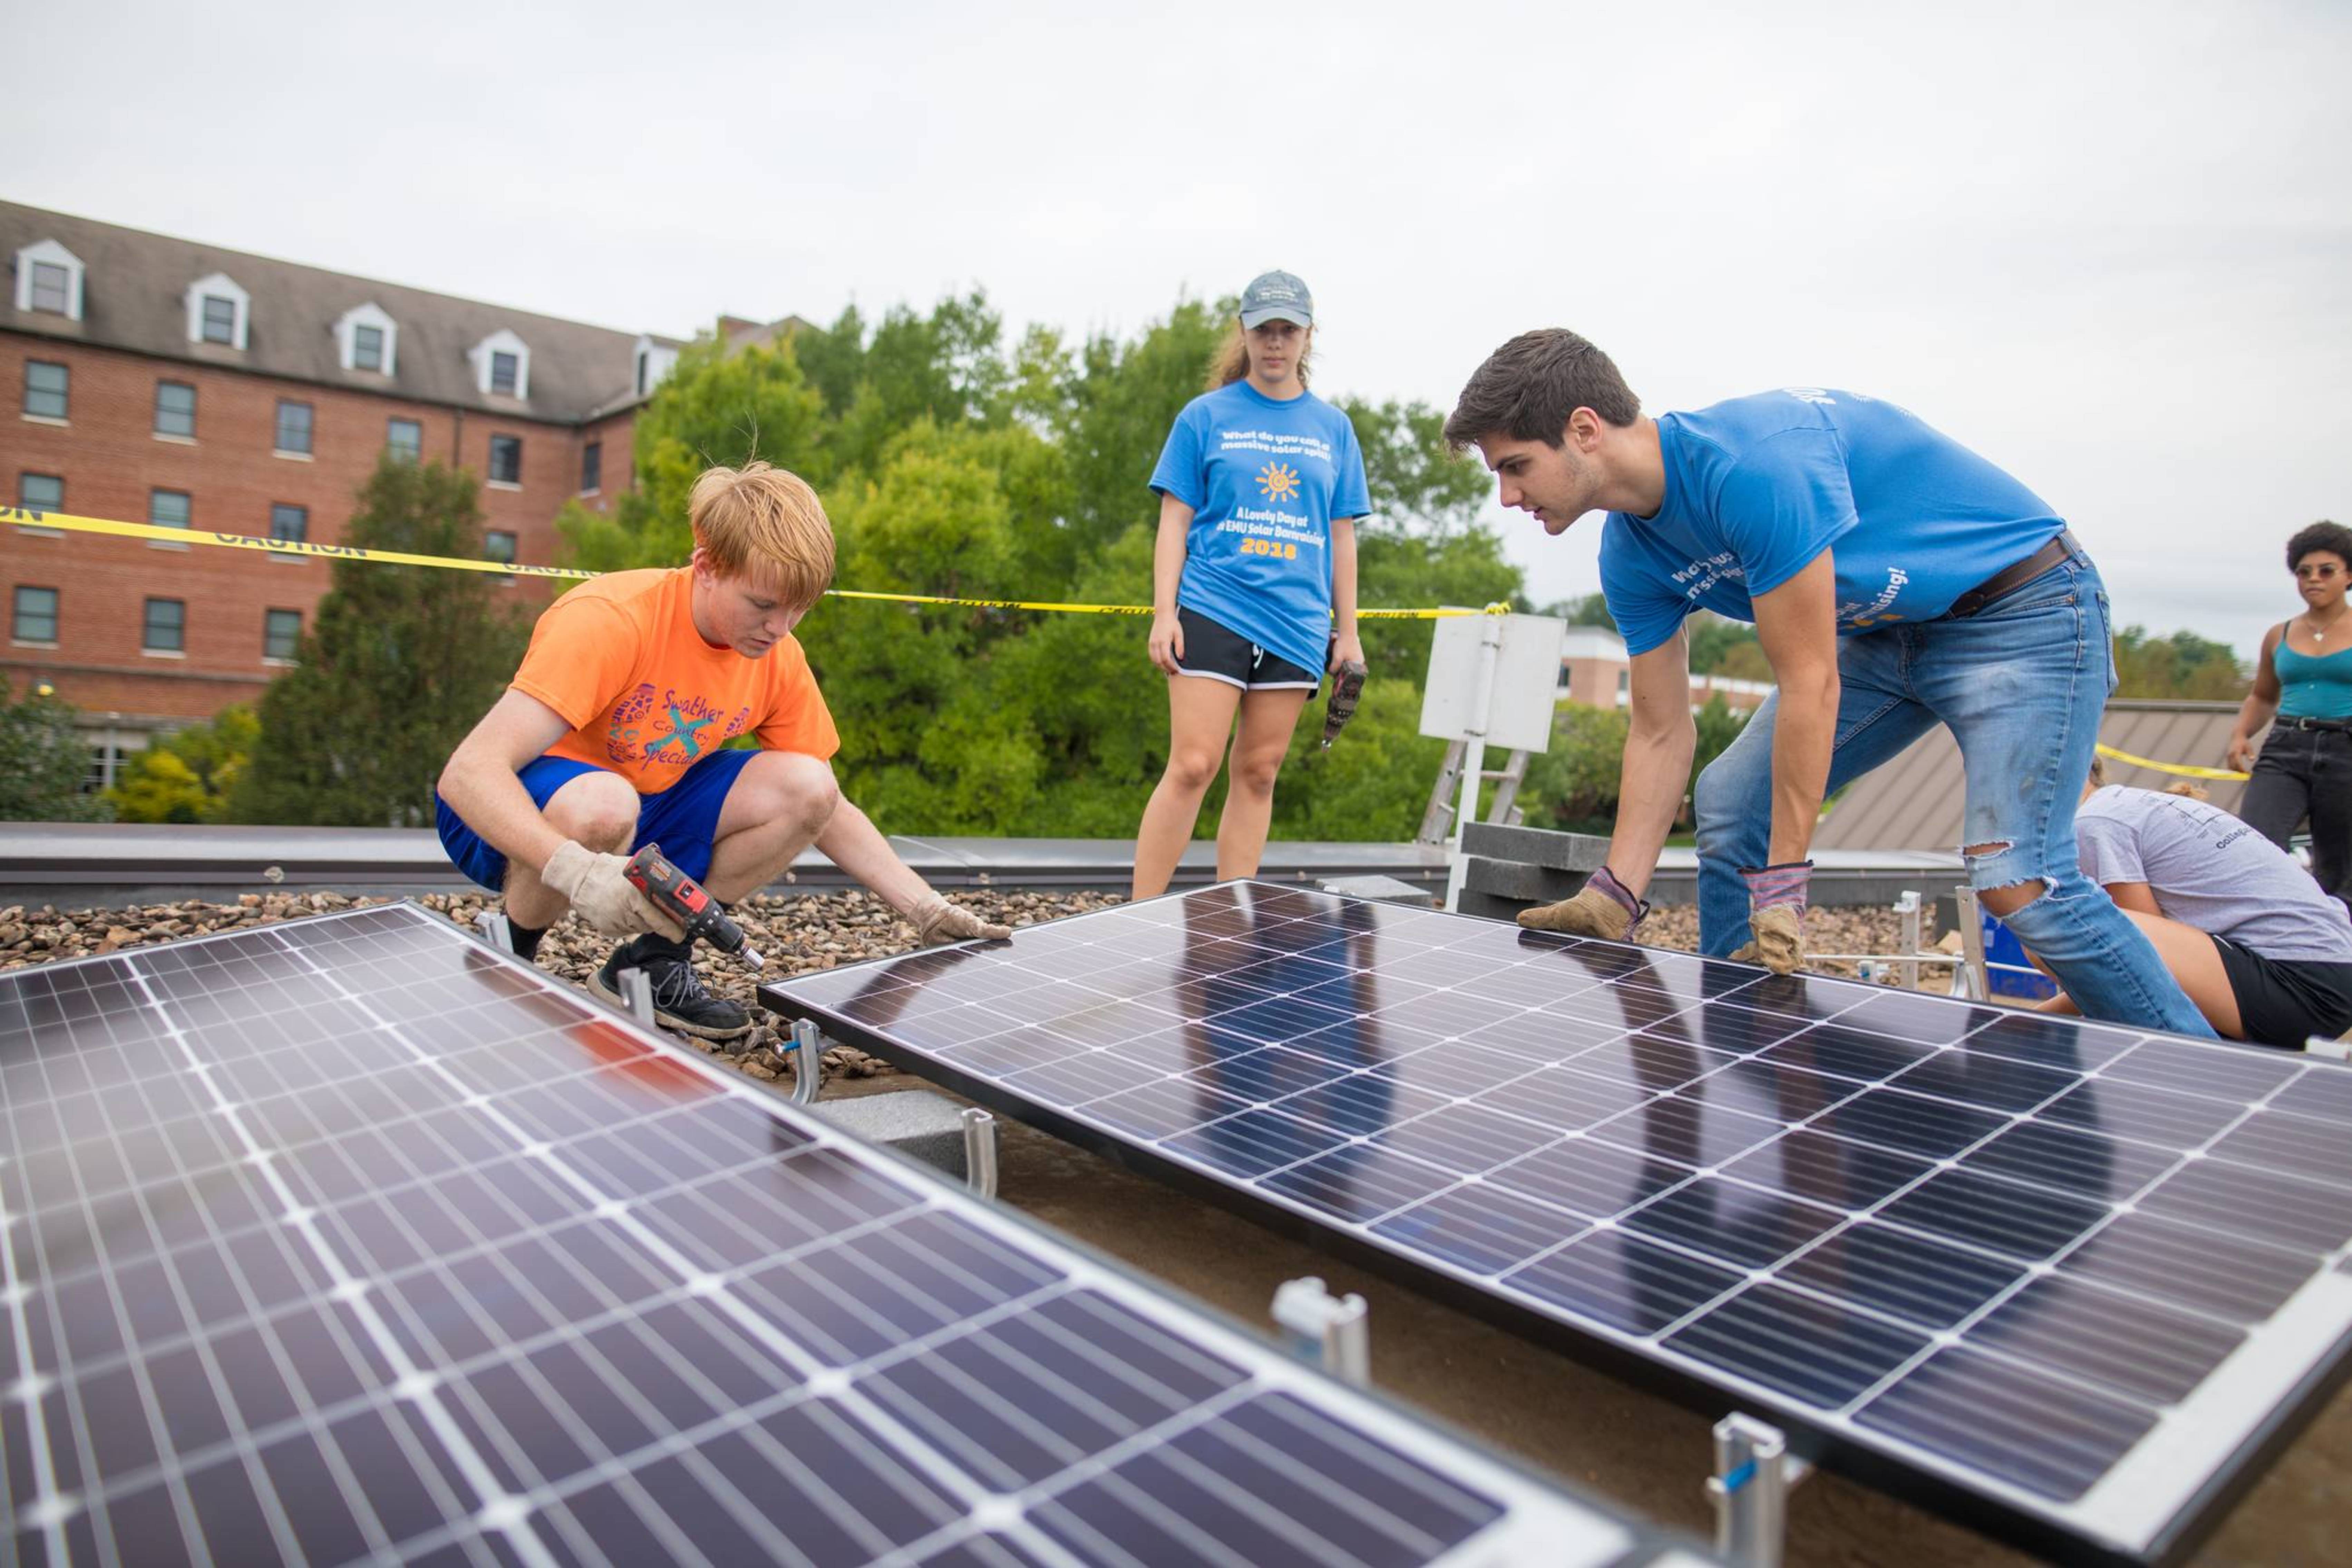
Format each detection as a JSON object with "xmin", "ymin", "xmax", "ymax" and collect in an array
[{"xmin": 1692, "ymin": 556, "xmax": 2214, "ymax": 1037}]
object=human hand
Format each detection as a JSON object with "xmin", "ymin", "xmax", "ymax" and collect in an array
[
  {"xmin": 1149, "ymin": 613, "xmax": 1185, "ymax": 675},
  {"xmin": 910, "ymin": 894, "xmax": 1012, "ymax": 947},
  {"xmin": 1517, "ymin": 866, "xmax": 1648, "ymax": 942},
  {"xmin": 1330, "ymin": 633, "xmax": 1365, "ymax": 673},
  {"xmin": 2226, "ymin": 735, "xmax": 2256, "ymax": 773},
  {"xmin": 539, "ymin": 841, "xmax": 686, "ymax": 941}
]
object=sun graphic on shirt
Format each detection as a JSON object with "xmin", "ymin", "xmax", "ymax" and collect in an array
[{"xmin": 1256, "ymin": 461, "xmax": 1301, "ymax": 503}]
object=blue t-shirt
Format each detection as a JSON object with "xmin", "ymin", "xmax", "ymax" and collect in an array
[
  {"xmin": 1598, "ymin": 389, "xmax": 2068, "ymax": 656},
  {"xmin": 1150, "ymin": 381, "xmax": 1372, "ymax": 676}
]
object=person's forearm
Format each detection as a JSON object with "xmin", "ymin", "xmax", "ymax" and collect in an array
[
  {"xmin": 1768, "ymin": 667, "xmax": 1838, "ymax": 864},
  {"xmin": 438, "ymin": 744, "xmax": 568, "ymax": 873},
  {"xmin": 1331, "ymin": 522, "xmax": 1359, "ymax": 640},
  {"xmin": 2230, "ymin": 691, "xmax": 2278, "ymax": 746},
  {"xmin": 1153, "ymin": 512, "xmax": 1188, "ymax": 616},
  {"xmin": 814, "ymin": 798, "xmax": 931, "ymax": 915},
  {"xmin": 1604, "ymin": 721, "xmax": 1697, "ymax": 897}
]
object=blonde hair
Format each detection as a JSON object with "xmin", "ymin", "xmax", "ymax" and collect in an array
[
  {"xmin": 688, "ymin": 461, "xmax": 834, "ymax": 611},
  {"xmin": 1208, "ymin": 320, "xmax": 1314, "ymax": 391},
  {"xmin": 2086, "ymin": 753, "xmax": 2106, "ymax": 788},
  {"xmin": 2162, "ymin": 780, "xmax": 2211, "ymax": 801}
]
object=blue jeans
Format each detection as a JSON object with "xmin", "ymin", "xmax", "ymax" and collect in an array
[{"xmin": 1691, "ymin": 557, "xmax": 2214, "ymax": 1037}]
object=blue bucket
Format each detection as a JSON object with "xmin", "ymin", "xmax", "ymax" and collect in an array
[{"xmin": 1981, "ymin": 911, "xmax": 2059, "ymax": 1001}]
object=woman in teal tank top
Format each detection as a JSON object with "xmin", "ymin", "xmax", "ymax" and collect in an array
[{"xmin": 2228, "ymin": 520, "xmax": 2352, "ymax": 912}]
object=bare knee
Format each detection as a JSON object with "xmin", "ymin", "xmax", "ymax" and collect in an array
[
  {"xmin": 1964, "ymin": 839, "xmax": 2047, "ymax": 917},
  {"xmin": 544, "ymin": 774, "xmax": 639, "ymax": 850},
  {"xmin": 1227, "ymin": 749, "xmax": 1284, "ymax": 797},
  {"xmin": 1164, "ymin": 748, "xmax": 1223, "ymax": 794},
  {"xmin": 748, "ymin": 751, "xmax": 840, "ymax": 836}
]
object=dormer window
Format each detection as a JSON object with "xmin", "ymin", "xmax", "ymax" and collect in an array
[
  {"xmin": 334, "ymin": 302, "xmax": 398, "ymax": 376},
  {"xmin": 184, "ymin": 272, "xmax": 251, "ymax": 350},
  {"xmin": 13, "ymin": 240, "xmax": 85, "ymax": 320},
  {"xmin": 632, "ymin": 335, "xmax": 677, "ymax": 399},
  {"xmin": 469, "ymin": 330, "xmax": 530, "ymax": 400}
]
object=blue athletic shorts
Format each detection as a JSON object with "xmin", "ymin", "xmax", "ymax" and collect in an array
[{"xmin": 434, "ymin": 748, "xmax": 759, "ymax": 893}]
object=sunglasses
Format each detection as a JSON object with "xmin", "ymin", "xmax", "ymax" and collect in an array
[{"xmin": 2295, "ymin": 562, "xmax": 2343, "ymax": 580}]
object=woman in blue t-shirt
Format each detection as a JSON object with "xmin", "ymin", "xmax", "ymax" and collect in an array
[
  {"xmin": 1131, "ymin": 271, "xmax": 1371, "ymax": 899},
  {"xmin": 2226, "ymin": 520, "xmax": 2352, "ymax": 913}
]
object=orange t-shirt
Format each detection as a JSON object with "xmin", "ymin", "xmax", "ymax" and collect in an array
[{"xmin": 510, "ymin": 568, "xmax": 839, "ymax": 794}]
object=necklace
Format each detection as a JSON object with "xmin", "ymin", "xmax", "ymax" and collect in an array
[{"xmin": 2309, "ymin": 608, "xmax": 2348, "ymax": 645}]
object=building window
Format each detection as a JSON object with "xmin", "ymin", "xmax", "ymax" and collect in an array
[
  {"xmin": 19, "ymin": 473, "xmax": 63, "ymax": 512},
  {"xmin": 485, "ymin": 530, "xmax": 517, "ymax": 566},
  {"xmin": 200, "ymin": 295, "xmax": 238, "ymax": 344},
  {"xmin": 270, "ymin": 503, "xmax": 308, "ymax": 543},
  {"xmin": 387, "ymin": 418, "xmax": 422, "ymax": 461},
  {"xmin": 155, "ymin": 381, "xmax": 196, "ymax": 438},
  {"xmin": 469, "ymin": 330, "xmax": 530, "ymax": 399},
  {"xmin": 490, "ymin": 352, "xmax": 519, "ymax": 396},
  {"xmin": 13, "ymin": 586, "xmax": 58, "ymax": 643},
  {"xmin": 144, "ymin": 598, "xmax": 185, "ymax": 653},
  {"xmin": 335, "ymin": 303, "xmax": 398, "ymax": 375},
  {"xmin": 275, "ymin": 400, "xmax": 313, "ymax": 455},
  {"xmin": 23, "ymin": 361, "xmax": 68, "ymax": 421},
  {"xmin": 264, "ymin": 608, "xmax": 302, "ymax": 662},
  {"xmin": 150, "ymin": 489, "xmax": 191, "ymax": 529},
  {"xmin": 82, "ymin": 744, "xmax": 126, "ymax": 795},
  {"xmin": 353, "ymin": 324, "xmax": 385, "ymax": 371},
  {"xmin": 581, "ymin": 440, "xmax": 602, "ymax": 494},
  {"xmin": 488, "ymin": 434, "xmax": 522, "ymax": 485},
  {"xmin": 30, "ymin": 262, "xmax": 72, "ymax": 314}
]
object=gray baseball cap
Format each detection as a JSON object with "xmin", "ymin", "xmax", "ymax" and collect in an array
[{"xmin": 1238, "ymin": 270, "xmax": 1314, "ymax": 329}]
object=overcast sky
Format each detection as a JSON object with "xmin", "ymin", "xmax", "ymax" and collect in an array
[{"xmin": 10, "ymin": 0, "xmax": 2347, "ymax": 663}]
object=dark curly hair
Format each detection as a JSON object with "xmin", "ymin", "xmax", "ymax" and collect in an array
[{"xmin": 2287, "ymin": 519, "xmax": 2352, "ymax": 573}]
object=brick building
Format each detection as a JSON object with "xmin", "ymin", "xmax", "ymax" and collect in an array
[
  {"xmin": 1, "ymin": 202, "xmax": 689, "ymax": 784},
  {"xmin": 1556, "ymin": 624, "xmax": 1773, "ymax": 714}
]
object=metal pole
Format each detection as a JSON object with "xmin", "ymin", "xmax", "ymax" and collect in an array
[
  {"xmin": 960, "ymin": 1107, "xmax": 999, "ymax": 1198},
  {"xmin": 789, "ymin": 1018, "xmax": 824, "ymax": 1105},
  {"xmin": 1955, "ymin": 885, "xmax": 1989, "ymax": 1001},
  {"xmin": 1894, "ymin": 891, "xmax": 1921, "ymax": 991},
  {"xmin": 1446, "ymin": 618, "xmax": 1505, "ymax": 913},
  {"xmin": 1708, "ymin": 1413, "xmax": 1807, "ymax": 1568}
]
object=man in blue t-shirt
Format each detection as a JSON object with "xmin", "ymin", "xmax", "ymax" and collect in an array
[{"xmin": 1442, "ymin": 329, "xmax": 2210, "ymax": 1037}]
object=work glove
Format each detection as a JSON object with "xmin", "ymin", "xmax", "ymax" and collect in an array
[
  {"xmin": 1729, "ymin": 862, "xmax": 1811, "ymax": 974},
  {"xmin": 1518, "ymin": 866, "xmax": 1649, "ymax": 942},
  {"xmin": 911, "ymin": 894, "xmax": 1012, "ymax": 946},
  {"xmin": 539, "ymin": 841, "xmax": 686, "ymax": 941}
]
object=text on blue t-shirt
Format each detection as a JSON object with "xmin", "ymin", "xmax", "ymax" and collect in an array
[
  {"xmin": 1150, "ymin": 381, "xmax": 1372, "ymax": 677},
  {"xmin": 1598, "ymin": 389, "xmax": 2067, "ymax": 657}
]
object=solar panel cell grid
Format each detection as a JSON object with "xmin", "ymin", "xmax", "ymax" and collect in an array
[
  {"xmin": 764, "ymin": 881, "xmax": 2352, "ymax": 1565},
  {"xmin": 1, "ymin": 903, "xmax": 1672, "ymax": 1567}
]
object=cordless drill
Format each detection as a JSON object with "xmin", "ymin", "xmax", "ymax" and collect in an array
[
  {"xmin": 623, "ymin": 844, "xmax": 765, "ymax": 971},
  {"xmin": 1321, "ymin": 660, "xmax": 1369, "ymax": 748}
]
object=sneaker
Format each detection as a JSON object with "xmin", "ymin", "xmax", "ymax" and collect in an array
[{"xmin": 590, "ymin": 934, "xmax": 751, "ymax": 1041}]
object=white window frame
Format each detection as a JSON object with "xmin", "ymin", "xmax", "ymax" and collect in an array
[
  {"xmin": 335, "ymin": 301, "xmax": 398, "ymax": 376},
  {"xmin": 469, "ymin": 329, "xmax": 531, "ymax": 400},
  {"xmin": 632, "ymin": 335, "xmax": 678, "ymax": 399},
  {"xmin": 14, "ymin": 240, "xmax": 85, "ymax": 320},
  {"xmin": 184, "ymin": 272, "xmax": 251, "ymax": 350}
]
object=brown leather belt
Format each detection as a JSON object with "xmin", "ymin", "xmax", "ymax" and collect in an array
[{"xmin": 1944, "ymin": 529, "xmax": 2082, "ymax": 619}]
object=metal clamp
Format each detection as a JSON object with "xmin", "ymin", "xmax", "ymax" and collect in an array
[
  {"xmin": 475, "ymin": 910, "xmax": 515, "ymax": 955},
  {"xmin": 1953, "ymin": 884, "xmax": 1989, "ymax": 1000},
  {"xmin": 789, "ymin": 1018, "xmax": 824, "ymax": 1105},
  {"xmin": 1271, "ymin": 1277, "xmax": 1370, "ymax": 1387},
  {"xmin": 960, "ymin": 1107, "xmax": 999, "ymax": 1199},
  {"xmin": 1708, "ymin": 1413, "xmax": 1810, "ymax": 1568},
  {"xmin": 2306, "ymin": 1034, "xmax": 2352, "ymax": 1061},
  {"xmin": 615, "ymin": 967, "xmax": 656, "ymax": 1029},
  {"xmin": 1893, "ymin": 890, "xmax": 1922, "ymax": 991}
]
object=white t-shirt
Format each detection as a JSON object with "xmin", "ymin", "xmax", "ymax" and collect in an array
[{"xmin": 2075, "ymin": 786, "xmax": 2352, "ymax": 963}]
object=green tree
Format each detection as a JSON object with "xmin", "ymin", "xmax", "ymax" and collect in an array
[
  {"xmin": 2111, "ymin": 626, "xmax": 2246, "ymax": 700},
  {"xmin": 0, "ymin": 678, "xmax": 109, "ymax": 822},
  {"xmin": 1686, "ymin": 612, "xmax": 1760, "ymax": 674},
  {"xmin": 232, "ymin": 457, "xmax": 528, "ymax": 826},
  {"xmin": 1332, "ymin": 396, "xmax": 1490, "ymax": 536},
  {"xmin": 108, "ymin": 706, "xmax": 256, "ymax": 823},
  {"xmin": 1546, "ymin": 593, "xmax": 1617, "ymax": 630}
]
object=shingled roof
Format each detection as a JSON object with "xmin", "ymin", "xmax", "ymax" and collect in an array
[{"xmin": 1, "ymin": 201, "xmax": 687, "ymax": 423}]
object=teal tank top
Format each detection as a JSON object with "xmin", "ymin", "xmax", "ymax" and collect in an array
[{"xmin": 2275, "ymin": 631, "xmax": 2352, "ymax": 720}]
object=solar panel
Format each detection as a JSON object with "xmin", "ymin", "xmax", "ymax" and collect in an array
[
  {"xmin": 0, "ymin": 901, "xmax": 1691, "ymax": 1567},
  {"xmin": 761, "ymin": 881, "xmax": 2352, "ymax": 1566}
]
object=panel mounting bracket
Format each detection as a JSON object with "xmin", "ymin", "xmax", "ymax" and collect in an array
[
  {"xmin": 474, "ymin": 910, "xmax": 515, "ymax": 955},
  {"xmin": 960, "ymin": 1107, "xmax": 999, "ymax": 1198},
  {"xmin": 789, "ymin": 1017, "xmax": 825, "ymax": 1105},
  {"xmin": 1708, "ymin": 1412, "xmax": 1810, "ymax": 1568},
  {"xmin": 1272, "ymin": 1276, "xmax": 1370, "ymax": 1386},
  {"xmin": 615, "ymin": 967, "xmax": 656, "ymax": 1030}
]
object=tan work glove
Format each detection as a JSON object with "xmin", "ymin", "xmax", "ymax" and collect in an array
[
  {"xmin": 1517, "ymin": 866, "xmax": 1649, "ymax": 942},
  {"xmin": 911, "ymin": 894, "xmax": 1012, "ymax": 946},
  {"xmin": 539, "ymin": 841, "xmax": 685, "ymax": 941},
  {"xmin": 1728, "ymin": 862, "xmax": 1811, "ymax": 974}
]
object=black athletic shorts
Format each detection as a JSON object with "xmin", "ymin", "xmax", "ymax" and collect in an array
[
  {"xmin": 2212, "ymin": 935, "xmax": 2352, "ymax": 1050},
  {"xmin": 1174, "ymin": 606, "xmax": 1325, "ymax": 692}
]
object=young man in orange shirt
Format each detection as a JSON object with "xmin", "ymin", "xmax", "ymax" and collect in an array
[{"xmin": 435, "ymin": 461, "xmax": 1007, "ymax": 1040}]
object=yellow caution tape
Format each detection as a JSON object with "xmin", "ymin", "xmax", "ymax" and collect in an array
[
  {"xmin": 2095, "ymin": 743, "xmax": 2248, "ymax": 783},
  {"xmin": 7, "ymin": 508, "xmax": 1509, "ymax": 620}
]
